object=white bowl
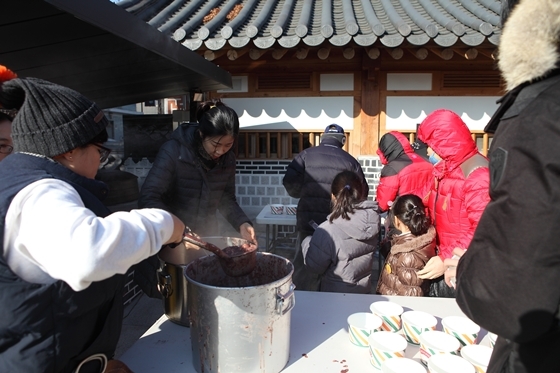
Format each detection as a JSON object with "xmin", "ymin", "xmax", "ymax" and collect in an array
[
  {"xmin": 487, "ymin": 332, "xmax": 497, "ymax": 348},
  {"xmin": 442, "ymin": 316, "xmax": 480, "ymax": 347},
  {"xmin": 428, "ymin": 354, "xmax": 475, "ymax": 373},
  {"xmin": 401, "ymin": 310, "xmax": 437, "ymax": 345},
  {"xmin": 418, "ymin": 330, "xmax": 460, "ymax": 365},
  {"xmin": 368, "ymin": 331, "xmax": 408, "ymax": 369},
  {"xmin": 381, "ymin": 357, "xmax": 426, "ymax": 373},
  {"xmin": 346, "ymin": 312, "xmax": 382, "ymax": 347},
  {"xmin": 370, "ymin": 301, "xmax": 404, "ymax": 332},
  {"xmin": 461, "ymin": 344, "xmax": 493, "ymax": 372}
]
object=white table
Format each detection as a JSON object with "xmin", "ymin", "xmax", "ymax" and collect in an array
[
  {"xmin": 120, "ymin": 292, "xmax": 488, "ymax": 372},
  {"xmin": 255, "ymin": 204, "xmax": 297, "ymax": 252}
]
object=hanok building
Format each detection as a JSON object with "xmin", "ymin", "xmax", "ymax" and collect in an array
[{"xmin": 118, "ymin": 0, "xmax": 502, "ymax": 213}]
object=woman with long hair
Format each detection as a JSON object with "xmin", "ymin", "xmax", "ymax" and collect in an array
[{"xmin": 139, "ymin": 99, "xmax": 256, "ymax": 242}]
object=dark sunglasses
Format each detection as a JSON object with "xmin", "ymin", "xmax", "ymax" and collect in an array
[{"xmin": 93, "ymin": 144, "xmax": 112, "ymax": 163}]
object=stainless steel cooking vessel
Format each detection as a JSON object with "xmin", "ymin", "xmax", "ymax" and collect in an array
[
  {"xmin": 157, "ymin": 236, "xmax": 251, "ymax": 326},
  {"xmin": 185, "ymin": 252, "xmax": 295, "ymax": 373}
]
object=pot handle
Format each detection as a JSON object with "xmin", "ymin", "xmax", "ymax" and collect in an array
[
  {"xmin": 276, "ymin": 283, "xmax": 296, "ymax": 315},
  {"xmin": 157, "ymin": 271, "xmax": 173, "ymax": 298}
]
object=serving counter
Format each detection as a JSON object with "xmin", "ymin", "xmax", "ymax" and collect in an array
[{"xmin": 120, "ymin": 292, "xmax": 487, "ymax": 372}]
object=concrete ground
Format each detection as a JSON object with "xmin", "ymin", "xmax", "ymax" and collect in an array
[{"xmin": 115, "ymin": 212, "xmax": 381, "ymax": 359}]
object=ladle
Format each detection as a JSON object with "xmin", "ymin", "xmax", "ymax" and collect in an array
[{"xmin": 182, "ymin": 233, "xmax": 257, "ymax": 277}]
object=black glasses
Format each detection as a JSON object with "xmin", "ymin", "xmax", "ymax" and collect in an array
[
  {"xmin": 93, "ymin": 144, "xmax": 111, "ymax": 163},
  {"xmin": 0, "ymin": 144, "xmax": 13, "ymax": 155}
]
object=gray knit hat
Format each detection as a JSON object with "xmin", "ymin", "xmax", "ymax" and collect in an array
[{"xmin": 2, "ymin": 78, "xmax": 108, "ymax": 157}]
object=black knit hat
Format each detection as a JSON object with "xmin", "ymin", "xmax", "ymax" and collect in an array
[{"xmin": 1, "ymin": 78, "xmax": 108, "ymax": 157}]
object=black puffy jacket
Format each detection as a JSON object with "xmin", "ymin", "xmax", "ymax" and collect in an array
[
  {"xmin": 139, "ymin": 123, "xmax": 251, "ymax": 236},
  {"xmin": 282, "ymin": 136, "xmax": 368, "ymax": 236}
]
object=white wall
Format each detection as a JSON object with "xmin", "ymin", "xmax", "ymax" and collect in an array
[
  {"xmin": 386, "ymin": 96, "xmax": 500, "ymax": 131},
  {"xmin": 224, "ymin": 95, "xmax": 499, "ymax": 132},
  {"xmin": 222, "ymin": 97, "xmax": 354, "ymax": 131}
]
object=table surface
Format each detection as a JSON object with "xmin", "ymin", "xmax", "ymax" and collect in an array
[
  {"xmin": 255, "ymin": 204, "xmax": 297, "ymax": 226},
  {"xmin": 120, "ymin": 291, "xmax": 488, "ymax": 372}
]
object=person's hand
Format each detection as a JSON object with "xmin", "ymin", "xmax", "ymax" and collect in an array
[
  {"xmin": 417, "ymin": 255, "xmax": 445, "ymax": 279},
  {"xmin": 240, "ymin": 222, "xmax": 258, "ymax": 246},
  {"xmin": 163, "ymin": 213, "xmax": 186, "ymax": 245},
  {"xmin": 443, "ymin": 248, "xmax": 466, "ymax": 288}
]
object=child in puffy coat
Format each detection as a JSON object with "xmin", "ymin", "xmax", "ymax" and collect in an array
[
  {"xmin": 376, "ymin": 194, "xmax": 436, "ymax": 296},
  {"xmin": 302, "ymin": 170, "xmax": 380, "ymax": 293}
]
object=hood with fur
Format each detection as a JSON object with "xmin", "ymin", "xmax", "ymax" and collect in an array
[{"xmin": 499, "ymin": 0, "xmax": 560, "ymax": 91}]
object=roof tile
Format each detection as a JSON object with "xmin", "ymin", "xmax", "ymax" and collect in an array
[{"xmin": 119, "ymin": 0, "xmax": 501, "ymax": 50}]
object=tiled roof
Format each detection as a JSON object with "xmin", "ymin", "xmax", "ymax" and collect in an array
[{"xmin": 117, "ymin": 0, "xmax": 501, "ymax": 52}]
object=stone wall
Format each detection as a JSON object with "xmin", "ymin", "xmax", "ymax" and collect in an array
[{"xmin": 234, "ymin": 156, "xmax": 382, "ymax": 208}]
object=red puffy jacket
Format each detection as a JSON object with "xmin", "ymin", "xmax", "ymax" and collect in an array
[
  {"xmin": 418, "ymin": 110, "xmax": 490, "ymax": 260},
  {"xmin": 376, "ymin": 131, "xmax": 433, "ymax": 212}
]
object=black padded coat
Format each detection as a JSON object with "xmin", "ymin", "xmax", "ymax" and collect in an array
[
  {"xmin": 282, "ymin": 136, "xmax": 368, "ymax": 237},
  {"xmin": 138, "ymin": 123, "xmax": 251, "ymax": 236}
]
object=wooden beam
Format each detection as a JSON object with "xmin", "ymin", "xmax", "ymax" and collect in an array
[
  {"xmin": 266, "ymin": 132, "xmax": 271, "ymax": 158},
  {"xmin": 203, "ymin": 50, "xmax": 226, "ymax": 61},
  {"xmin": 317, "ymin": 47, "xmax": 331, "ymax": 60},
  {"xmin": 294, "ymin": 47, "xmax": 309, "ymax": 60},
  {"xmin": 249, "ymin": 48, "xmax": 267, "ymax": 60},
  {"xmin": 367, "ymin": 47, "xmax": 380, "ymax": 59},
  {"xmin": 271, "ymin": 48, "xmax": 288, "ymax": 60},
  {"xmin": 276, "ymin": 132, "xmax": 281, "ymax": 158},
  {"xmin": 413, "ymin": 48, "xmax": 429, "ymax": 60},
  {"xmin": 227, "ymin": 48, "xmax": 247, "ymax": 60},
  {"xmin": 390, "ymin": 48, "xmax": 404, "ymax": 60},
  {"xmin": 343, "ymin": 48, "xmax": 355, "ymax": 59},
  {"xmin": 360, "ymin": 69, "xmax": 379, "ymax": 155},
  {"xmin": 429, "ymin": 48, "xmax": 454, "ymax": 60},
  {"xmin": 478, "ymin": 49, "xmax": 497, "ymax": 60},
  {"xmin": 453, "ymin": 47, "xmax": 478, "ymax": 60}
]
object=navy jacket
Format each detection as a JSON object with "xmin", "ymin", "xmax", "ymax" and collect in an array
[
  {"xmin": 0, "ymin": 153, "xmax": 124, "ymax": 373},
  {"xmin": 283, "ymin": 137, "xmax": 368, "ymax": 236}
]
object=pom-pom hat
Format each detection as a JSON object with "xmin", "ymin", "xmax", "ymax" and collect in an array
[
  {"xmin": 0, "ymin": 65, "xmax": 18, "ymax": 119},
  {"xmin": 1, "ymin": 77, "xmax": 108, "ymax": 157}
]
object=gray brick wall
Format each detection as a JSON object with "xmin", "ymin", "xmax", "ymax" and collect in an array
[
  {"xmin": 122, "ymin": 156, "xmax": 383, "ymax": 204},
  {"xmin": 235, "ymin": 157, "xmax": 382, "ymax": 209}
]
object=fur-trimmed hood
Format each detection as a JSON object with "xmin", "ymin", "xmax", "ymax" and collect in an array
[
  {"xmin": 499, "ymin": 0, "xmax": 560, "ymax": 91},
  {"xmin": 390, "ymin": 226, "xmax": 436, "ymax": 255}
]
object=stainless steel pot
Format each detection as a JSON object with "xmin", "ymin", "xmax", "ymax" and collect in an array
[
  {"xmin": 185, "ymin": 252, "xmax": 295, "ymax": 373},
  {"xmin": 157, "ymin": 236, "xmax": 250, "ymax": 326}
]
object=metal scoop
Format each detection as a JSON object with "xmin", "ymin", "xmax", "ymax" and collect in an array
[{"xmin": 182, "ymin": 233, "xmax": 258, "ymax": 277}]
